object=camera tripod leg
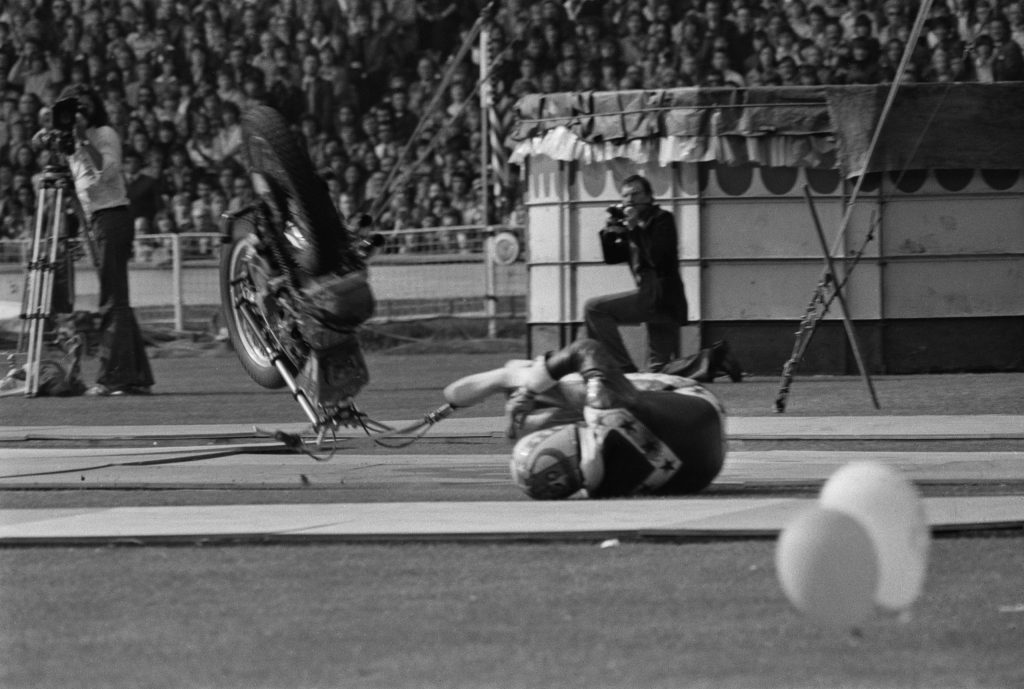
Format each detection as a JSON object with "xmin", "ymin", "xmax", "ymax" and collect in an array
[{"xmin": 21, "ymin": 184, "xmax": 65, "ymax": 397}]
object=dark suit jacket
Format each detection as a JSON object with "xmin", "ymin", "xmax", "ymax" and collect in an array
[
  {"xmin": 300, "ymin": 77, "xmax": 337, "ymax": 136},
  {"xmin": 604, "ymin": 206, "xmax": 688, "ymax": 325}
]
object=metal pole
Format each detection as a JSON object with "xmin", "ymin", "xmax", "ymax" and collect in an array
[
  {"xmin": 480, "ymin": 20, "xmax": 497, "ymax": 338},
  {"xmin": 804, "ymin": 186, "xmax": 881, "ymax": 409},
  {"xmin": 172, "ymin": 233, "xmax": 183, "ymax": 332}
]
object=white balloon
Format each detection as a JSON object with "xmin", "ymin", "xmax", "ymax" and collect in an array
[
  {"xmin": 775, "ymin": 506, "xmax": 879, "ymax": 630},
  {"xmin": 819, "ymin": 461, "xmax": 930, "ymax": 611}
]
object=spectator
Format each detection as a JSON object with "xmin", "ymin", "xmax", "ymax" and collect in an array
[
  {"xmin": 878, "ymin": 37, "xmax": 906, "ymax": 81},
  {"xmin": 786, "ymin": 0, "xmax": 813, "ymax": 40},
  {"xmin": 774, "ymin": 25, "xmax": 801, "ymax": 64},
  {"xmin": 439, "ymin": 206, "xmax": 468, "ymax": 253},
  {"xmin": 126, "ymin": 16, "xmax": 159, "ymax": 63},
  {"xmin": 9, "ymin": 45, "xmax": 63, "ymax": 100},
  {"xmin": 124, "ymin": 149, "xmax": 161, "ymax": 233},
  {"xmin": 227, "ymin": 173, "xmax": 254, "ymax": 214},
  {"xmin": 299, "ymin": 52, "xmax": 336, "ymax": 136},
  {"xmin": 212, "ymin": 101, "xmax": 243, "ymax": 166},
  {"xmin": 847, "ymin": 36, "xmax": 884, "ymax": 82},
  {"xmin": 342, "ymin": 162, "xmax": 366, "ymax": 207},
  {"xmin": 968, "ymin": 34, "xmax": 996, "ymax": 81},
  {"xmin": 186, "ymin": 111, "xmax": 217, "ymax": 172},
  {"xmin": 417, "ymin": 1, "xmax": 462, "ymax": 63},
  {"xmin": 1008, "ymin": 1, "xmax": 1024, "ymax": 52},
  {"xmin": 215, "ymin": 69, "xmax": 246, "ymax": 110},
  {"xmin": 850, "ymin": 14, "xmax": 882, "ymax": 61},
  {"xmin": 153, "ymin": 208, "xmax": 177, "ymax": 235},
  {"xmin": 267, "ymin": 66, "xmax": 303, "ymax": 122},
  {"xmin": 928, "ymin": 15, "xmax": 966, "ymax": 57},
  {"xmin": 407, "ymin": 55, "xmax": 439, "ymax": 116},
  {"xmin": 879, "ymin": 1, "xmax": 911, "ymax": 46},
  {"xmin": 252, "ymin": 32, "xmax": 279, "ymax": 85},
  {"xmin": 620, "ymin": 12, "xmax": 649, "ymax": 65},
  {"xmin": 709, "ymin": 46, "xmax": 747, "ymax": 86},
  {"xmin": 990, "ymin": 15, "xmax": 1024, "ymax": 80},
  {"xmin": 186, "ymin": 43, "xmax": 213, "ymax": 90},
  {"xmin": 0, "ymin": 184, "xmax": 33, "ymax": 240},
  {"xmin": 747, "ymin": 43, "xmax": 783, "ymax": 84}
]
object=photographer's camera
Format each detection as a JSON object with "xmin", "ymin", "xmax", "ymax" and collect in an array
[{"xmin": 606, "ymin": 203, "xmax": 626, "ymax": 225}]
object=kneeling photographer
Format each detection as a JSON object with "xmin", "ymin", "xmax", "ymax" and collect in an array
[
  {"xmin": 58, "ymin": 85, "xmax": 153, "ymax": 396},
  {"xmin": 583, "ymin": 174, "xmax": 689, "ymax": 373}
]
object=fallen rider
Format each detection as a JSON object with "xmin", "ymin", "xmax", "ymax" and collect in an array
[{"xmin": 444, "ymin": 339, "xmax": 726, "ymax": 499}]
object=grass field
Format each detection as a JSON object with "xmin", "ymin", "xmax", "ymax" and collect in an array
[
  {"xmin": 2, "ymin": 537, "xmax": 1023, "ymax": 689},
  {"xmin": 2, "ymin": 346, "xmax": 1023, "ymax": 688}
]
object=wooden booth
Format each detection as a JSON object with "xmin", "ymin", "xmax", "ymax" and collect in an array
[{"xmin": 510, "ymin": 84, "xmax": 1024, "ymax": 374}]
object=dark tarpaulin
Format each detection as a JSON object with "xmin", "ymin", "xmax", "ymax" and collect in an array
[
  {"xmin": 827, "ymin": 83, "xmax": 1024, "ymax": 175},
  {"xmin": 511, "ymin": 83, "xmax": 1024, "ymax": 174}
]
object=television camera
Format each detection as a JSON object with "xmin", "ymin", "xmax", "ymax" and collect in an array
[{"xmin": 32, "ymin": 96, "xmax": 84, "ymax": 156}]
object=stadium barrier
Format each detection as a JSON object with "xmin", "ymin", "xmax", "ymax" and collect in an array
[{"xmin": 0, "ymin": 225, "xmax": 526, "ymax": 335}]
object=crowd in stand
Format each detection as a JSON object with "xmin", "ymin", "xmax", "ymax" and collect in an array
[{"xmin": 0, "ymin": 0, "xmax": 1022, "ymax": 253}]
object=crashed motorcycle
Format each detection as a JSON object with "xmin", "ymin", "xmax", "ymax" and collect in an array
[{"xmin": 219, "ymin": 105, "xmax": 400, "ymax": 449}]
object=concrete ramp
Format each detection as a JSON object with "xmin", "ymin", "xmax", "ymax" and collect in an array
[{"xmin": 0, "ymin": 496, "xmax": 1021, "ymax": 545}]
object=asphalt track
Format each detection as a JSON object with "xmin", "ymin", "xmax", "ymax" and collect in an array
[{"xmin": 1, "ymin": 348, "xmax": 1023, "ymax": 544}]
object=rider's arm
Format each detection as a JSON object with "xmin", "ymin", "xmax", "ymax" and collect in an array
[{"xmin": 543, "ymin": 339, "xmax": 638, "ymax": 409}]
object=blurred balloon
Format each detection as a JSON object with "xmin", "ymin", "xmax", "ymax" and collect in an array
[
  {"xmin": 775, "ymin": 506, "xmax": 878, "ymax": 630},
  {"xmin": 820, "ymin": 461, "xmax": 930, "ymax": 611}
]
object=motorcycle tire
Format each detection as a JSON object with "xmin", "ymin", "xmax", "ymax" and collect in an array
[
  {"xmin": 240, "ymin": 105, "xmax": 348, "ymax": 278},
  {"xmin": 219, "ymin": 231, "xmax": 288, "ymax": 390}
]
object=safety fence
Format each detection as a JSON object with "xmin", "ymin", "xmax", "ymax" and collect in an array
[{"xmin": 0, "ymin": 225, "xmax": 527, "ymax": 334}]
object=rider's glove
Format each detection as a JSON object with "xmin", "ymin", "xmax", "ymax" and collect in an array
[{"xmin": 505, "ymin": 386, "xmax": 537, "ymax": 439}]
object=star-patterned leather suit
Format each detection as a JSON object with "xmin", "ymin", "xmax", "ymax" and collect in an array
[{"xmin": 513, "ymin": 339, "xmax": 726, "ymax": 497}]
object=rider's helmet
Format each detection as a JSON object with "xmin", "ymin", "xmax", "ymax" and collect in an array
[{"xmin": 510, "ymin": 424, "xmax": 583, "ymax": 499}]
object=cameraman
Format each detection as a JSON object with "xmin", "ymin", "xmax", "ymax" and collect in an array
[
  {"xmin": 583, "ymin": 174, "xmax": 688, "ymax": 373},
  {"xmin": 61, "ymin": 85, "xmax": 154, "ymax": 396}
]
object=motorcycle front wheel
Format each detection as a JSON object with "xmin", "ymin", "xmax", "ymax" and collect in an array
[{"xmin": 241, "ymin": 105, "xmax": 353, "ymax": 278}]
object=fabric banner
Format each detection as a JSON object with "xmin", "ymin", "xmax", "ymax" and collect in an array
[{"xmin": 511, "ymin": 84, "xmax": 1024, "ymax": 175}]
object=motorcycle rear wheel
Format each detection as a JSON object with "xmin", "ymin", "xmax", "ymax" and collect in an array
[{"xmin": 219, "ymin": 232, "xmax": 289, "ymax": 390}]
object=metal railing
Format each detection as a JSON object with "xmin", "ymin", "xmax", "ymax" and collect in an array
[{"xmin": 0, "ymin": 225, "xmax": 526, "ymax": 334}]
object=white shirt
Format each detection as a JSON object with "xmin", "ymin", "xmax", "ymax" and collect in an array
[{"xmin": 68, "ymin": 125, "xmax": 129, "ymax": 217}]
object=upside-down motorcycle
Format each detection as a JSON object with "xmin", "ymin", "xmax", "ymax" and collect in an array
[{"xmin": 218, "ymin": 105, "xmax": 386, "ymax": 446}]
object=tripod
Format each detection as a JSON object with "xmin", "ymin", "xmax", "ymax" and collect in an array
[{"xmin": 15, "ymin": 163, "xmax": 88, "ymax": 396}]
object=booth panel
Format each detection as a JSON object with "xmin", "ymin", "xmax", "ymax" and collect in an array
[
  {"xmin": 570, "ymin": 205, "xmax": 615, "ymax": 263},
  {"xmin": 676, "ymin": 201, "xmax": 701, "ymax": 261},
  {"xmin": 528, "ymin": 265, "xmax": 565, "ymax": 322},
  {"xmin": 573, "ymin": 264, "xmax": 641, "ymax": 321},
  {"xmin": 682, "ymin": 265, "xmax": 702, "ymax": 322},
  {"xmin": 882, "ymin": 197, "xmax": 1024, "ymax": 255},
  {"xmin": 883, "ymin": 258, "xmax": 1024, "ymax": 318},
  {"xmin": 528, "ymin": 156, "xmax": 564, "ymax": 202},
  {"xmin": 843, "ymin": 201, "xmax": 882, "ymax": 259},
  {"xmin": 702, "ymin": 260, "xmax": 882, "ymax": 321},
  {"xmin": 528, "ymin": 205, "xmax": 565, "ymax": 263},
  {"xmin": 702, "ymin": 199, "xmax": 832, "ymax": 259},
  {"xmin": 673, "ymin": 162, "xmax": 701, "ymax": 198},
  {"xmin": 529, "ymin": 324, "xmax": 571, "ymax": 358},
  {"xmin": 703, "ymin": 262, "xmax": 820, "ymax": 320},
  {"xmin": 575, "ymin": 163, "xmax": 618, "ymax": 203}
]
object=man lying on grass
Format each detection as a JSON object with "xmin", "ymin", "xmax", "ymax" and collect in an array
[{"xmin": 444, "ymin": 339, "xmax": 726, "ymax": 499}]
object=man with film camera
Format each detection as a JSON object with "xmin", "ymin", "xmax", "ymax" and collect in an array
[
  {"xmin": 584, "ymin": 174, "xmax": 688, "ymax": 373},
  {"xmin": 58, "ymin": 85, "xmax": 153, "ymax": 396}
]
